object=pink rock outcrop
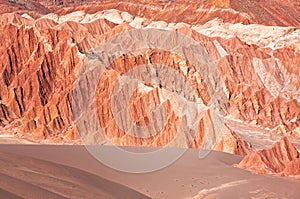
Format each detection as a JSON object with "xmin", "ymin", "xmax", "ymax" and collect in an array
[
  {"xmin": 235, "ymin": 137, "xmax": 300, "ymax": 180},
  {"xmin": 0, "ymin": 0, "xmax": 299, "ymax": 162}
]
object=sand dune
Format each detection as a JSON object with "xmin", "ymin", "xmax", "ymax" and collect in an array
[
  {"xmin": 0, "ymin": 145, "xmax": 299, "ymax": 199},
  {"xmin": 0, "ymin": 149, "xmax": 150, "ymax": 199}
]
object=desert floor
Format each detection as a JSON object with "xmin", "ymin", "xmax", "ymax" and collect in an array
[{"xmin": 0, "ymin": 143, "xmax": 299, "ymax": 199}]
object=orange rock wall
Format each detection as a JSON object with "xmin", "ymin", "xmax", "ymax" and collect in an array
[{"xmin": 0, "ymin": 1, "xmax": 299, "ymax": 154}]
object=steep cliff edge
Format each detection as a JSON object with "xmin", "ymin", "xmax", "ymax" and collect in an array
[
  {"xmin": 48, "ymin": 0, "xmax": 300, "ymax": 28},
  {"xmin": 0, "ymin": 0, "xmax": 299, "ymax": 163},
  {"xmin": 235, "ymin": 137, "xmax": 300, "ymax": 180},
  {"xmin": 0, "ymin": 0, "xmax": 50, "ymax": 14}
]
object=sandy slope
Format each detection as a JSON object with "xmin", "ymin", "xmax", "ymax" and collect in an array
[
  {"xmin": 0, "ymin": 149, "xmax": 150, "ymax": 199},
  {"xmin": 0, "ymin": 145, "xmax": 299, "ymax": 199}
]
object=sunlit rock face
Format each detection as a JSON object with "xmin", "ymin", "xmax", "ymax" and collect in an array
[
  {"xmin": 0, "ymin": 0, "xmax": 299, "ymax": 163},
  {"xmin": 235, "ymin": 137, "xmax": 300, "ymax": 180}
]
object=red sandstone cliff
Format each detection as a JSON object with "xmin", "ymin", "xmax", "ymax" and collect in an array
[
  {"xmin": 0, "ymin": 0, "xmax": 299, "ymax": 165},
  {"xmin": 0, "ymin": 0, "xmax": 50, "ymax": 14},
  {"xmin": 235, "ymin": 137, "xmax": 300, "ymax": 180},
  {"xmin": 2, "ymin": 0, "xmax": 300, "ymax": 27}
]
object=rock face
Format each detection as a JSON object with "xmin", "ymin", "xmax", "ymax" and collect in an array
[
  {"xmin": 0, "ymin": 0, "xmax": 299, "ymax": 166},
  {"xmin": 229, "ymin": 0, "xmax": 300, "ymax": 28},
  {"xmin": 0, "ymin": 0, "xmax": 50, "ymax": 14},
  {"xmin": 235, "ymin": 137, "xmax": 300, "ymax": 180}
]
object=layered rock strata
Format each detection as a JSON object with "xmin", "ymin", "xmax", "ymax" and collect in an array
[{"xmin": 0, "ymin": 1, "xmax": 299, "ymax": 163}]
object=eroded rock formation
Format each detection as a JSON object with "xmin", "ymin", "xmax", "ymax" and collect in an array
[
  {"xmin": 0, "ymin": 0, "xmax": 299, "ymax": 175},
  {"xmin": 235, "ymin": 137, "xmax": 300, "ymax": 180}
]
